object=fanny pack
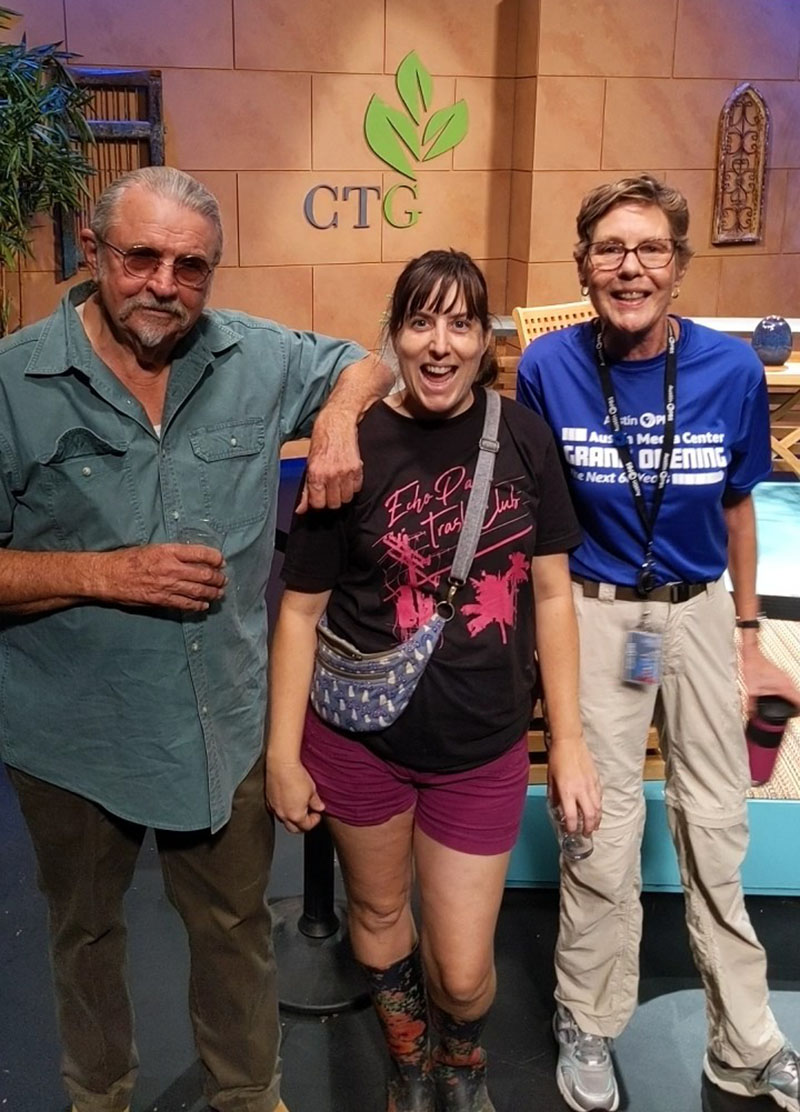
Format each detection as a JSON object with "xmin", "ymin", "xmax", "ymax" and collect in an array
[{"xmin": 310, "ymin": 388, "xmax": 501, "ymax": 732}]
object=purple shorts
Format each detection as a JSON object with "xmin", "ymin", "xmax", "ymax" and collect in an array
[{"xmin": 301, "ymin": 709, "xmax": 530, "ymax": 856}]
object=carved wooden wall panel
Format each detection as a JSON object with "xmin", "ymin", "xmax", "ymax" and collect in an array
[{"xmin": 712, "ymin": 82, "xmax": 769, "ymax": 246}]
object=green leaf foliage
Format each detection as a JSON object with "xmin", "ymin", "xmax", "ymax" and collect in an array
[
  {"xmin": 0, "ymin": 9, "xmax": 95, "ymax": 275},
  {"xmin": 421, "ymin": 100, "xmax": 469, "ymax": 162},
  {"xmin": 364, "ymin": 94, "xmax": 420, "ymax": 181},
  {"xmin": 395, "ymin": 51, "xmax": 432, "ymax": 125}
]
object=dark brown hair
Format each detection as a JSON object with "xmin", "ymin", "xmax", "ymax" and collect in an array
[
  {"xmin": 574, "ymin": 174, "xmax": 694, "ymax": 276},
  {"xmin": 387, "ymin": 249, "xmax": 498, "ymax": 386}
]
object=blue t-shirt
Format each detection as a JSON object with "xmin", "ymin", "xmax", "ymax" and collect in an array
[{"xmin": 516, "ymin": 318, "xmax": 771, "ymax": 586}]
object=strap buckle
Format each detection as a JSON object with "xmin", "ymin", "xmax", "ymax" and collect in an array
[{"xmin": 669, "ymin": 583, "xmax": 691, "ymax": 603}]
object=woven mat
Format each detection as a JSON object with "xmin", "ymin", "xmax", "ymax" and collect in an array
[{"xmin": 741, "ymin": 619, "xmax": 800, "ymax": 800}]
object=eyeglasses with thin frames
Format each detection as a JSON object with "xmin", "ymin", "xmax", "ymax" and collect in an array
[
  {"xmin": 96, "ymin": 237, "xmax": 214, "ymax": 289},
  {"xmin": 587, "ymin": 239, "xmax": 676, "ymax": 271}
]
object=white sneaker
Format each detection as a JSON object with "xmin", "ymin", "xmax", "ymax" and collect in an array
[{"xmin": 553, "ymin": 1004, "xmax": 620, "ymax": 1111}]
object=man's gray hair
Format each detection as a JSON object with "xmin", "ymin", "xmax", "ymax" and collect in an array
[{"xmin": 90, "ymin": 166, "xmax": 223, "ymax": 266}]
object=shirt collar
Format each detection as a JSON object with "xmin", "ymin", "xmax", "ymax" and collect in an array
[{"xmin": 23, "ymin": 281, "xmax": 242, "ymax": 378}]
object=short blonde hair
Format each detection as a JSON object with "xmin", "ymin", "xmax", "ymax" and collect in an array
[{"xmin": 574, "ymin": 174, "xmax": 693, "ymax": 275}]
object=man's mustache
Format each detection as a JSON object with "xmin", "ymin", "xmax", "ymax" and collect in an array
[{"xmin": 120, "ymin": 296, "xmax": 189, "ymax": 323}]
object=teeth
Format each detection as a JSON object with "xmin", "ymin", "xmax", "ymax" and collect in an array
[
  {"xmin": 616, "ymin": 292, "xmax": 646, "ymax": 300},
  {"xmin": 422, "ymin": 365, "xmax": 454, "ymax": 376}
]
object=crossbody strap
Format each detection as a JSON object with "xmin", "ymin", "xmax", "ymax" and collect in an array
[{"xmin": 448, "ymin": 387, "xmax": 501, "ymax": 587}]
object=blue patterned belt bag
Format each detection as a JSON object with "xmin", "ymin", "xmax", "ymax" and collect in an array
[{"xmin": 310, "ymin": 389, "xmax": 501, "ymax": 733}]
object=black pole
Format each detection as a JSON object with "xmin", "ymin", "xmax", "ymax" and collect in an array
[
  {"xmin": 271, "ymin": 822, "xmax": 370, "ymax": 1015},
  {"xmin": 298, "ymin": 824, "xmax": 339, "ymax": 938}
]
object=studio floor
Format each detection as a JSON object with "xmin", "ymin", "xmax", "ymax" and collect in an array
[
  {"xmin": 2, "ymin": 476, "xmax": 798, "ymax": 1112},
  {"xmin": 2, "ymin": 768, "xmax": 799, "ymax": 1112}
]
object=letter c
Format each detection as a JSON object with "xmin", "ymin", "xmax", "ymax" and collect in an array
[{"xmin": 304, "ymin": 185, "xmax": 339, "ymax": 229}]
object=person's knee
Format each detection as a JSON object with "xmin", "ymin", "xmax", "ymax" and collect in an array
[
  {"xmin": 673, "ymin": 813, "xmax": 749, "ymax": 883},
  {"xmin": 347, "ymin": 891, "xmax": 410, "ymax": 937},
  {"xmin": 593, "ymin": 791, "xmax": 646, "ymax": 834},
  {"xmin": 427, "ymin": 955, "xmax": 495, "ymax": 1014}
]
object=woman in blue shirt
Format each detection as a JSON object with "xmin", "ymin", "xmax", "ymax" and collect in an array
[{"xmin": 517, "ymin": 174, "xmax": 800, "ymax": 1112}]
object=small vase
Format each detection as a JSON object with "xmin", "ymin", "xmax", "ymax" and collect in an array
[{"xmin": 751, "ymin": 316, "xmax": 792, "ymax": 366}]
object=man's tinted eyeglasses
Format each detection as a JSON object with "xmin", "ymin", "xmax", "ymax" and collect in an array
[
  {"xmin": 97, "ymin": 237, "xmax": 213, "ymax": 289},
  {"xmin": 587, "ymin": 239, "xmax": 676, "ymax": 271}
]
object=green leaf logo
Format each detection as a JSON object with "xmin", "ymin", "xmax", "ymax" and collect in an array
[
  {"xmin": 364, "ymin": 52, "xmax": 468, "ymax": 181},
  {"xmin": 396, "ymin": 50, "xmax": 432, "ymax": 125},
  {"xmin": 422, "ymin": 101, "xmax": 468, "ymax": 161},
  {"xmin": 364, "ymin": 95, "xmax": 420, "ymax": 180}
]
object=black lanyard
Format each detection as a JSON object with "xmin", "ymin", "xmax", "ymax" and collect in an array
[{"xmin": 593, "ymin": 320, "xmax": 677, "ymax": 596}]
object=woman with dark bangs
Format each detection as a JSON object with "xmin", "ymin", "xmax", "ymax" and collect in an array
[{"xmin": 266, "ymin": 250, "xmax": 601, "ymax": 1112}]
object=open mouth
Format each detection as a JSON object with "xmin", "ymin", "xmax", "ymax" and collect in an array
[
  {"xmin": 612, "ymin": 290, "xmax": 650, "ymax": 304},
  {"xmin": 420, "ymin": 363, "xmax": 457, "ymax": 384}
]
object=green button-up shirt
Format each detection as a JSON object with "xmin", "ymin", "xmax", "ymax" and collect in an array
[{"xmin": 0, "ymin": 283, "xmax": 365, "ymax": 831}]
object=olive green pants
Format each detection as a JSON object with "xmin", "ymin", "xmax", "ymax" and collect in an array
[{"xmin": 8, "ymin": 753, "xmax": 282, "ymax": 1112}]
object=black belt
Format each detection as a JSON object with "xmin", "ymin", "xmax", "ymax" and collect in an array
[{"xmin": 571, "ymin": 574, "xmax": 709, "ymax": 604}]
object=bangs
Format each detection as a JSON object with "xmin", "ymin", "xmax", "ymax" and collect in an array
[
  {"xmin": 404, "ymin": 272, "xmax": 484, "ymax": 323},
  {"xmin": 388, "ymin": 249, "xmax": 490, "ymax": 337}
]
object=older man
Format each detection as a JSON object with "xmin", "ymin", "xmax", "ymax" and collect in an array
[{"xmin": 0, "ymin": 167, "xmax": 391, "ymax": 1112}]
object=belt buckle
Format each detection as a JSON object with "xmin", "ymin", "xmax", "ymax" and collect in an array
[{"xmin": 669, "ymin": 583, "xmax": 689, "ymax": 603}]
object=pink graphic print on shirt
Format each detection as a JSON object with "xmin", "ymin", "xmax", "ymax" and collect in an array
[
  {"xmin": 378, "ymin": 465, "xmax": 532, "ymax": 641},
  {"xmin": 461, "ymin": 552, "xmax": 530, "ymax": 644}
]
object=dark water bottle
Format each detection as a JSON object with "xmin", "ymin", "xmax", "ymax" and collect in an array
[{"xmin": 746, "ymin": 696, "xmax": 798, "ymax": 786}]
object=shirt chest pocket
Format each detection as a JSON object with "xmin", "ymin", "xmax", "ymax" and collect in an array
[
  {"xmin": 189, "ymin": 418, "xmax": 268, "ymax": 531},
  {"xmin": 40, "ymin": 427, "xmax": 147, "ymax": 549}
]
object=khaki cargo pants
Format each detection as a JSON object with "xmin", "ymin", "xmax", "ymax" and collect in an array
[{"xmin": 555, "ymin": 578, "xmax": 783, "ymax": 1067}]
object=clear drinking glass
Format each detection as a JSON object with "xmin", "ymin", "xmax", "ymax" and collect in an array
[
  {"xmin": 547, "ymin": 798, "xmax": 594, "ymax": 861},
  {"xmin": 177, "ymin": 522, "xmax": 225, "ymax": 551},
  {"xmin": 178, "ymin": 522, "xmax": 226, "ymax": 615}
]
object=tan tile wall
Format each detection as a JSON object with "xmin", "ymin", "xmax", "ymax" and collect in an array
[
  {"xmin": 7, "ymin": 0, "xmax": 800, "ymax": 337},
  {"xmin": 514, "ymin": 0, "xmax": 800, "ymax": 318}
]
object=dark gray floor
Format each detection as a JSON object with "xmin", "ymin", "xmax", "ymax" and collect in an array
[
  {"xmin": 3, "ymin": 469, "xmax": 799, "ymax": 1110},
  {"xmin": 2, "ymin": 762, "xmax": 799, "ymax": 1112}
]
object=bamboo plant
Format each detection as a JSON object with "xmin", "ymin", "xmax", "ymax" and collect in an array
[{"xmin": 0, "ymin": 6, "xmax": 94, "ymax": 334}]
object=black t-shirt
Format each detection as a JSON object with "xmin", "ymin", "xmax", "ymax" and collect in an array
[{"xmin": 281, "ymin": 389, "xmax": 581, "ymax": 772}]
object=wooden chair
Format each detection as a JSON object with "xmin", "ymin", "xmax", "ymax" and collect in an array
[
  {"xmin": 495, "ymin": 301, "xmax": 598, "ymax": 397},
  {"xmin": 512, "ymin": 300, "xmax": 597, "ymax": 350}
]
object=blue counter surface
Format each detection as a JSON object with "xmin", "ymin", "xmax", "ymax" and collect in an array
[{"xmin": 508, "ymin": 782, "xmax": 800, "ymax": 894}]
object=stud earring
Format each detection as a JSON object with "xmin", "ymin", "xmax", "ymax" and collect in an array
[
  {"xmin": 671, "ymin": 286, "xmax": 680, "ymax": 300},
  {"xmin": 580, "ymin": 285, "xmax": 589, "ymax": 298}
]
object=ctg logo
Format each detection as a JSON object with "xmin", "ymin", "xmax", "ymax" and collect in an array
[{"xmin": 303, "ymin": 52, "xmax": 469, "ymax": 230}]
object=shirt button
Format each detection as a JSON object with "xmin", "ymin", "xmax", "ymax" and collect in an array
[
  {"xmin": 172, "ymin": 511, "xmax": 180, "ymax": 521},
  {"xmin": 191, "ymin": 642, "xmax": 199, "ymax": 652},
  {"xmin": 201, "ymin": 705, "xmax": 208, "ymax": 714},
  {"xmin": 81, "ymin": 466, "xmax": 92, "ymax": 477},
  {"xmin": 230, "ymin": 436, "xmax": 238, "ymax": 446}
]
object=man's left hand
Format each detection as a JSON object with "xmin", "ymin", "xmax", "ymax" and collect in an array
[
  {"xmin": 297, "ymin": 398, "xmax": 364, "ymax": 513},
  {"xmin": 296, "ymin": 351, "xmax": 393, "ymax": 513}
]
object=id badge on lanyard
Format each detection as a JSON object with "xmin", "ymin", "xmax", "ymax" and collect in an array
[
  {"xmin": 623, "ymin": 617, "xmax": 663, "ymax": 686},
  {"xmin": 593, "ymin": 321, "xmax": 676, "ymax": 688},
  {"xmin": 623, "ymin": 540, "xmax": 663, "ymax": 684}
]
